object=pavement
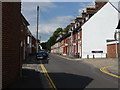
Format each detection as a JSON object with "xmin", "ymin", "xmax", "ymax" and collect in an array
[
  {"xmin": 55, "ymin": 54, "xmax": 119, "ymax": 79},
  {"xmin": 10, "ymin": 55, "xmax": 50, "ymax": 89}
]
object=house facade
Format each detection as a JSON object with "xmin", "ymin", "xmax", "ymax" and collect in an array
[
  {"xmin": 82, "ymin": 2, "xmax": 119, "ymax": 58},
  {"xmin": 51, "ymin": 1, "xmax": 119, "ymax": 59},
  {"xmin": 32, "ymin": 36, "xmax": 37, "ymax": 54},
  {"xmin": 1, "ymin": 2, "xmax": 37, "ymax": 89},
  {"xmin": 20, "ymin": 14, "xmax": 30, "ymax": 61}
]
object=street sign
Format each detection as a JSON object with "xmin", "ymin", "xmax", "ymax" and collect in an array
[{"xmin": 92, "ymin": 51, "xmax": 103, "ymax": 53}]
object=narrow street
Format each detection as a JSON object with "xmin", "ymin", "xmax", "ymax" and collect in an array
[
  {"xmin": 11, "ymin": 54, "xmax": 119, "ymax": 89},
  {"xmin": 42, "ymin": 54, "xmax": 118, "ymax": 89},
  {"xmin": 1, "ymin": 1, "xmax": 120, "ymax": 89}
]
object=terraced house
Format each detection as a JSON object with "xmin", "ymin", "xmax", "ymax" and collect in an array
[
  {"xmin": 0, "ymin": 2, "xmax": 37, "ymax": 89},
  {"xmin": 51, "ymin": 0, "xmax": 120, "ymax": 59}
]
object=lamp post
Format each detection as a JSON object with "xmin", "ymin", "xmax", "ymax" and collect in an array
[{"xmin": 36, "ymin": 6, "xmax": 39, "ymax": 53}]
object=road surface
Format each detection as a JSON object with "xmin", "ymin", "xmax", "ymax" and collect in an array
[{"xmin": 42, "ymin": 54, "xmax": 119, "ymax": 89}]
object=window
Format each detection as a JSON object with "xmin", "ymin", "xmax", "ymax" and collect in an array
[{"xmin": 27, "ymin": 36, "xmax": 30, "ymax": 44}]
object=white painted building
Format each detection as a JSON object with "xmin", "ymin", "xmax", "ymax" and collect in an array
[{"xmin": 82, "ymin": 2, "xmax": 119, "ymax": 58}]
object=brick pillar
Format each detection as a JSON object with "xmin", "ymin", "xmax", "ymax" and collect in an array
[{"xmin": 2, "ymin": 2, "xmax": 21, "ymax": 88}]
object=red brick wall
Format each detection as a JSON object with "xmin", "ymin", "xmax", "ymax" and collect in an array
[
  {"xmin": 32, "ymin": 36, "xmax": 37, "ymax": 54},
  {"xmin": 107, "ymin": 44, "xmax": 119, "ymax": 58},
  {"xmin": 2, "ymin": 2, "xmax": 21, "ymax": 88},
  {"xmin": 20, "ymin": 21, "xmax": 28, "ymax": 61}
]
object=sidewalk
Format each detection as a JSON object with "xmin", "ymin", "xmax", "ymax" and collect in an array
[
  {"xmin": 56, "ymin": 54, "xmax": 119, "ymax": 77},
  {"xmin": 10, "ymin": 55, "xmax": 49, "ymax": 88},
  {"xmin": 11, "ymin": 69, "xmax": 44, "ymax": 88},
  {"xmin": 82, "ymin": 58, "xmax": 119, "ymax": 76},
  {"xmin": 106, "ymin": 65, "xmax": 119, "ymax": 76}
]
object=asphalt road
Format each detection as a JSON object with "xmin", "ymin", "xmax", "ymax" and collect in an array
[{"xmin": 43, "ymin": 54, "xmax": 119, "ymax": 89}]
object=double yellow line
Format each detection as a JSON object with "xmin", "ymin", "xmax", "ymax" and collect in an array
[
  {"xmin": 39, "ymin": 63, "xmax": 57, "ymax": 90},
  {"xmin": 100, "ymin": 66, "xmax": 120, "ymax": 79}
]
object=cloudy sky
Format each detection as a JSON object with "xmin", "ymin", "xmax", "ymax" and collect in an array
[{"xmin": 21, "ymin": 1, "xmax": 119, "ymax": 42}]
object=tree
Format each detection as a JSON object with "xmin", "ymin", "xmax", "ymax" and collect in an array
[
  {"xmin": 53, "ymin": 28, "xmax": 63, "ymax": 37},
  {"xmin": 63, "ymin": 27, "xmax": 69, "ymax": 34},
  {"xmin": 41, "ymin": 42, "xmax": 47, "ymax": 50},
  {"xmin": 46, "ymin": 28, "xmax": 63, "ymax": 51}
]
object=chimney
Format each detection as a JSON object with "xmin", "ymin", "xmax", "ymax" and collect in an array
[
  {"xmin": 82, "ymin": 10, "xmax": 87, "ymax": 19},
  {"xmin": 95, "ymin": 0, "xmax": 108, "ymax": 11}
]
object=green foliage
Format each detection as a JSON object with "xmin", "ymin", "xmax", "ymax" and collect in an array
[
  {"xmin": 53, "ymin": 28, "xmax": 63, "ymax": 37},
  {"xmin": 46, "ymin": 28, "xmax": 63, "ymax": 51},
  {"xmin": 63, "ymin": 27, "xmax": 69, "ymax": 34},
  {"xmin": 41, "ymin": 42, "xmax": 47, "ymax": 50}
]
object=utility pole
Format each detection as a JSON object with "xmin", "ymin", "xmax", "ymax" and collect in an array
[{"xmin": 36, "ymin": 6, "xmax": 39, "ymax": 53}]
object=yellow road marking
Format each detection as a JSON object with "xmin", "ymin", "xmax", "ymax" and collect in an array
[
  {"xmin": 53, "ymin": 54, "xmax": 120, "ymax": 79},
  {"xmin": 39, "ymin": 62, "xmax": 57, "ymax": 90},
  {"xmin": 100, "ymin": 66, "xmax": 120, "ymax": 79}
]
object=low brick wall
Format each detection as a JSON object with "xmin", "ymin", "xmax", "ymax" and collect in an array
[{"xmin": 107, "ymin": 44, "xmax": 119, "ymax": 58}]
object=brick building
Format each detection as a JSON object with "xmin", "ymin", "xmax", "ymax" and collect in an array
[
  {"xmin": 82, "ymin": 2, "xmax": 119, "ymax": 58},
  {"xmin": 2, "ymin": 2, "xmax": 21, "ymax": 88},
  {"xmin": 20, "ymin": 14, "xmax": 30, "ymax": 61},
  {"xmin": 32, "ymin": 36, "xmax": 37, "ymax": 54},
  {"xmin": 107, "ymin": 43, "xmax": 119, "ymax": 58},
  {"xmin": 51, "ymin": 0, "xmax": 119, "ymax": 59},
  {"xmin": 107, "ymin": 20, "xmax": 120, "ymax": 58}
]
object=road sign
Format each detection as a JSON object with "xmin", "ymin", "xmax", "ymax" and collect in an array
[{"xmin": 92, "ymin": 51, "xmax": 103, "ymax": 53}]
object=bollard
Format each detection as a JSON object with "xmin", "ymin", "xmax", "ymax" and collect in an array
[
  {"xmin": 93, "ymin": 54, "xmax": 95, "ymax": 59},
  {"xmin": 87, "ymin": 55, "xmax": 89, "ymax": 59}
]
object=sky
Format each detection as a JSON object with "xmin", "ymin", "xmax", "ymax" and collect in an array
[
  {"xmin": 21, "ymin": 1, "xmax": 119, "ymax": 42},
  {"xmin": 21, "ymin": 2, "xmax": 95, "ymax": 42}
]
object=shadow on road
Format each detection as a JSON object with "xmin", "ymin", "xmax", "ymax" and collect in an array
[
  {"xmin": 11, "ymin": 69, "xmax": 93, "ymax": 89},
  {"xmin": 10, "ymin": 69, "xmax": 44, "ymax": 88},
  {"xmin": 10, "ymin": 55, "xmax": 93, "ymax": 89},
  {"xmin": 47, "ymin": 73, "xmax": 93, "ymax": 89}
]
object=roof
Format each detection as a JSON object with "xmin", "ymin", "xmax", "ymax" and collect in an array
[
  {"xmin": 87, "ymin": 5, "xmax": 96, "ymax": 9},
  {"xmin": 95, "ymin": 0, "xmax": 109, "ymax": 2},
  {"xmin": 21, "ymin": 13, "xmax": 30, "ymax": 26},
  {"xmin": 110, "ymin": 2, "xmax": 120, "ymax": 13}
]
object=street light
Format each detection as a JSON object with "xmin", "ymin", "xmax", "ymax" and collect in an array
[{"xmin": 36, "ymin": 6, "xmax": 39, "ymax": 53}]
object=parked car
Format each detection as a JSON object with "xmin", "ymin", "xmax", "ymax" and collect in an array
[{"xmin": 36, "ymin": 51, "xmax": 49, "ymax": 60}]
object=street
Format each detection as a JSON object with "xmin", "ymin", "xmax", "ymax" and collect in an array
[
  {"xmin": 11, "ymin": 54, "xmax": 119, "ymax": 89},
  {"xmin": 42, "ymin": 54, "xmax": 119, "ymax": 89}
]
